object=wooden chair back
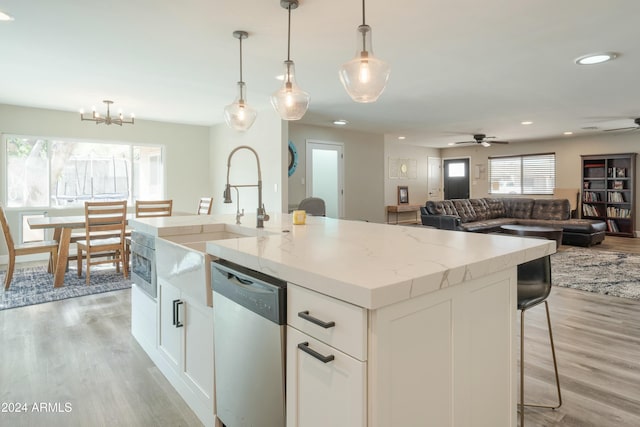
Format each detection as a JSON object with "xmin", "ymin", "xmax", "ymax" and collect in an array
[
  {"xmin": 135, "ymin": 200, "xmax": 173, "ymax": 218},
  {"xmin": 76, "ymin": 200, "xmax": 128, "ymax": 285},
  {"xmin": 197, "ymin": 197, "xmax": 213, "ymax": 215},
  {"xmin": 1, "ymin": 204, "xmax": 59, "ymax": 289},
  {"xmin": 84, "ymin": 200, "xmax": 128, "ymax": 241},
  {"xmin": 0, "ymin": 204, "xmax": 15, "ymax": 252}
]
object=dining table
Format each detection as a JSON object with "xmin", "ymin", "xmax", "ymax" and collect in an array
[
  {"xmin": 28, "ymin": 212, "xmax": 190, "ymax": 287},
  {"xmin": 27, "ymin": 215, "xmax": 132, "ymax": 287}
]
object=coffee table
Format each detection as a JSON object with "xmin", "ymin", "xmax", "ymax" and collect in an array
[{"xmin": 500, "ymin": 224, "xmax": 563, "ymax": 249}]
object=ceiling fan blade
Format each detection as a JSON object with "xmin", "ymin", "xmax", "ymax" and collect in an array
[
  {"xmin": 491, "ymin": 140, "xmax": 509, "ymax": 144},
  {"xmin": 603, "ymin": 126, "xmax": 639, "ymax": 132},
  {"xmin": 453, "ymin": 141, "xmax": 475, "ymax": 145},
  {"xmin": 481, "ymin": 141, "xmax": 491, "ymax": 147}
]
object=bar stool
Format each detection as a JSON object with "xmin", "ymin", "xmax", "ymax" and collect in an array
[{"xmin": 517, "ymin": 255, "xmax": 562, "ymax": 426}]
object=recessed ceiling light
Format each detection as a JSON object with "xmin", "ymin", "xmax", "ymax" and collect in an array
[
  {"xmin": 521, "ymin": 121, "xmax": 533, "ymax": 125},
  {"xmin": 0, "ymin": 10, "xmax": 14, "ymax": 21},
  {"xmin": 398, "ymin": 136, "xmax": 406, "ymax": 140},
  {"xmin": 447, "ymin": 142, "xmax": 456, "ymax": 146},
  {"xmin": 563, "ymin": 131, "xmax": 573, "ymax": 135},
  {"xmin": 575, "ymin": 52, "xmax": 618, "ymax": 65},
  {"xmin": 332, "ymin": 119, "xmax": 348, "ymax": 126}
]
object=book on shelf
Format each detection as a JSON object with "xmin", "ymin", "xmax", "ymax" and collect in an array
[
  {"xmin": 582, "ymin": 204, "xmax": 601, "ymax": 217},
  {"xmin": 584, "ymin": 191, "xmax": 601, "ymax": 202},
  {"xmin": 606, "ymin": 206, "xmax": 631, "ymax": 218},
  {"xmin": 612, "ymin": 181, "xmax": 624, "ymax": 190},
  {"xmin": 608, "ymin": 192, "xmax": 625, "ymax": 203},
  {"xmin": 606, "ymin": 219, "xmax": 619, "ymax": 232}
]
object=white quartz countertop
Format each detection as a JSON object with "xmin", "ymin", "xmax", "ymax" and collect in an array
[{"xmin": 130, "ymin": 213, "xmax": 555, "ymax": 309}]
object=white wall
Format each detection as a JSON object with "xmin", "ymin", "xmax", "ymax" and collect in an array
[
  {"xmin": 209, "ymin": 107, "xmax": 287, "ymax": 217},
  {"xmin": 0, "ymin": 103, "xmax": 210, "ymax": 258},
  {"xmin": 288, "ymin": 123, "xmax": 385, "ymax": 223},
  {"xmin": 383, "ymin": 136, "xmax": 440, "ymax": 206}
]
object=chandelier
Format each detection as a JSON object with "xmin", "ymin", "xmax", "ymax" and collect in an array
[{"xmin": 80, "ymin": 100, "xmax": 135, "ymax": 126}]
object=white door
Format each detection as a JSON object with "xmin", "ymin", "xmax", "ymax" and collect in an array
[
  {"xmin": 306, "ymin": 140, "xmax": 344, "ymax": 218},
  {"xmin": 427, "ymin": 157, "xmax": 442, "ymax": 200}
]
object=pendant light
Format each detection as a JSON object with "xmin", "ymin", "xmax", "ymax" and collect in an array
[
  {"xmin": 270, "ymin": 0, "xmax": 310, "ymax": 121},
  {"xmin": 224, "ymin": 30, "xmax": 257, "ymax": 131},
  {"xmin": 339, "ymin": 0, "xmax": 390, "ymax": 103}
]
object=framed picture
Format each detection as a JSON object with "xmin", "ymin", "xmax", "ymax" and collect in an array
[{"xmin": 398, "ymin": 186, "xmax": 409, "ymax": 204}]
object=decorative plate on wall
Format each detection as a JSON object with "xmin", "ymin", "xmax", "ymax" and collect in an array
[{"xmin": 288, "ymin": 140, "xmax": 298, "ymax": 177}]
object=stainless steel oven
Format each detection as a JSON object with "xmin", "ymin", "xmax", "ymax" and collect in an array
[{"xmin": 130, "ymin": 231, "xmax": 157, "ymax": 299}]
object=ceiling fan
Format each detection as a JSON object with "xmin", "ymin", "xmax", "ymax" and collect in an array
[
  {"xmin": 603, "ymin": 117, "xmax": 640, "ymax": 132},
  {"xmin": 452, "ymin": 134, "xmax": 509, "ymax": 147}
]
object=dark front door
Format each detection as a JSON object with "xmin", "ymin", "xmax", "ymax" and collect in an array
[{"xmin": 443, "ymin": 158, "xmax": 470, "ymax": 199}]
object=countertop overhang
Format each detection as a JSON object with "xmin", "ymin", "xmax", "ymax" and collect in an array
[{"xmin": 130, "ymin": 213, "xmax": 555, "ymax": 309}]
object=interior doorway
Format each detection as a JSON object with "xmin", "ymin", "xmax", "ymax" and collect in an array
[
  {"xmin": 427, "ymin": 157, "xmax": 442, "ymax": 200},
  {"xmin": 443, "ymin": 158, "xmax": 470, "ymax": 199},
  {"xmin": 305, "ymin": 140, "xmax": 344, "ymax": 218}
]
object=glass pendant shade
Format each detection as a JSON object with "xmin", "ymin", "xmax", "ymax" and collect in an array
[
  {"xmin": 224, "ymin": 81, "xmax": 257, "ymax": 131},
  {"xmin": 339, "ymin": 24, "xmax": 390, "ymax": 103},
  {"xmin": 270, "ymin": 60, "xmax": 310, "ymax": 121}
]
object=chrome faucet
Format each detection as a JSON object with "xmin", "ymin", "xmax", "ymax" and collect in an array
[
  {"xmin": 223, "ymin": 145, "xmax": 270, "ymax": 228},
  {"xmin": 233, "ymin": 187, "xmax": 244, "ymax": 224}
]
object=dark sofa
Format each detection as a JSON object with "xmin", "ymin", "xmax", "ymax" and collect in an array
[{"xmin": 421, "ymin": 198, "xmax": 606, "ymax": 247}]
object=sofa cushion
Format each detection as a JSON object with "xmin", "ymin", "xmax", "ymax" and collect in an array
[
  {"xmin": 502, "ymin": 198, "xmax": 534, "ymax": 219},
  {"xmin": 469, "ymin": 199, "xmax": 490, "ymax": 221},
  {"xmin": 483, "ymin": 198, "xmax": 507, "ymax": 219},
  {"xmin": 459, "ymin": 218, "xmax": 517, "ymax": 232},
  {"xmin": 425, "ymin": 200, "xmax": 458, "ymax": 216},
  {"xmin": 453, "ymin": 199, "xmax": 478, "ymax": 223},
  {"xmin": 531, "ymin": 199, "xmax": 570, "ymax": 221}
]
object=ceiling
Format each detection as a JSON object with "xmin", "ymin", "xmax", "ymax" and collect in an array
[{"xmin": 1, "ymin": 0, "xmax": 639, "ymax": 147}]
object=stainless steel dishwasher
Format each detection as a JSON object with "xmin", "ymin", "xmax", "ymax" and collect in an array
[{"xmin": 211, "ymin": 259, "xmax": 287, "ymax": 427}]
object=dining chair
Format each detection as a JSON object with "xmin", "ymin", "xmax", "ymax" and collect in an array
[
  {"xmin": 297, "ymin": 197, "xmax": 326, "ymax": 216},
  {"xmin": 135, "ymin": 199, "xmax": 173, "ymax": 218},
  {"xmin": 124, "ymin": 199, "xmax": 174, "ymax": 267},
  {"xmin": 75, "ymin": 200, "xmax": 128, "ymax": 285},
  {"xmin": 517, "ymin": 255, "xmax": 562, "ymax": 426},
  {"xmin": 1, "ymin": 205, "xmax": 59, "ymax": 289},
  {"xmin": 197, "ymin": 197, "xmax": 213, "ymax": 215}
]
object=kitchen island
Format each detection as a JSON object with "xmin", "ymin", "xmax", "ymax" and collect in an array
[{"xmin": 130, "ymin": 213, "xmax": 555, "ymax": 427}]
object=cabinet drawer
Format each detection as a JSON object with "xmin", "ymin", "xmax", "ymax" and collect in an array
[
  {"xmin": 286, "ymin": 327, "xmax": 366, "ymax": 427},
  {"xmin": 287, "ymin": 283, "xmax": 367, "ymax": 361}
]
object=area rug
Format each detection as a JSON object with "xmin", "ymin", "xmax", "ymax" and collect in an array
[
  {"xmin": 551, "ymin": 247, "xmax": 640, "ymax": 300},
  {"xmin": 0, "ymin": 266, "xmax": 132, "ymax": 310}
]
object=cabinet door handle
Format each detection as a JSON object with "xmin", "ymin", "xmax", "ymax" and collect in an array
[
  {"xmin": 297, "ymin": 342, "xmax": 335, "ymax": 364},
  {"xmin": 175, "ymin": 300, "xmax": 184, "ymax": 328},
  {"xmin": 298, "ymin": 310, "xmax": 335, "ymax": 329},
  {"xmin": 172, "ymin": 299, "xmax": 179, "ymax": 326}
]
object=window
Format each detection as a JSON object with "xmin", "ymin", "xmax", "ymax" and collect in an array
[
  {"xmin": 489, "ymin": 153, "xmax": 555, "ymax": 195},
  {"xmin": 5, "ymin": 135, "xmax": 164, "ymax": 208}
]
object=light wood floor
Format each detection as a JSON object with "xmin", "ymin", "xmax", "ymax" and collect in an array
[
  {"xmin": 1, "ymin": 237, "xmax": 639, "ymax": 426},
  {"xmin": 521, "ymin": 236, "xmax": 640, "ymax": 426},
  {"xmin": 0, "ymin": 289, "xmax": 202, "ymax": 427}
]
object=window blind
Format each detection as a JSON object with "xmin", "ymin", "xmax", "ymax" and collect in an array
[{"xmin": 489, "ymin": 153, "xmax": 555, "ymax": 195}]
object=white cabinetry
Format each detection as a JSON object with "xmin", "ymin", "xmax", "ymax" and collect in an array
[
  {"xmin": 286, "ymin": 284, "xmax": 367, "ymax": 427},
  {"xmin": 286, "ymin": 268, "xmax": 517, "ymax": 427},
  {"xmin": 157, "ymin": 278, "xmax": 215, "ymax": 426}
]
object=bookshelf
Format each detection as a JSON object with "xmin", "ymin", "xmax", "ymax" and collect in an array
[{"xmin": 581, "ymin": 153, "xmax": 636, "ymax": 237}]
